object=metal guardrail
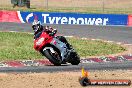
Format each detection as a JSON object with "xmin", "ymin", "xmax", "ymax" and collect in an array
[{"xmin": 0, "ymin": 0, "xmax": 132, "ymax": 14}]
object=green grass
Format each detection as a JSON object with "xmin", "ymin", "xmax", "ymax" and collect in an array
[
  {"xmin": 0, "ymin": 32, "xmax": 126, "ymax": 61},
  {"xmin": 0, "ymin": 32, "xmax": 43, "ymax": 61},
  {"xmin": 67, "ymin": 38, "xmax": 126, "ymax": 57}
]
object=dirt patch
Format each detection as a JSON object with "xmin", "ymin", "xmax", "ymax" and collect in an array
[
  {"xmin": 0, "ymin": 70, "xmax": 132, "ymax": 88},
  {"xmin": 82, "ymin": 43, "xmax": 132, "ymax": 59},
  {"xmin": 1, "ymin": 0, "xmax": 132, "ymax": 8},
  {"xmin": 110, "ymin": 44, "xmax": 132, "ymax": 56}
]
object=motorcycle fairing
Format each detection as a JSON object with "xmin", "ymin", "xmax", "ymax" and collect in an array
[{"xmin": 50, "ymin": 38, "xmax": 68, "ymax": 61}]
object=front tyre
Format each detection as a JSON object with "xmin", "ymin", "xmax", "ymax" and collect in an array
[
  {"xmin": 69, "ymin": 52, "xmax": 80, "ymax": 65},
  {"xmin": 43, "ymin": 49, "xmax": 61, "ymax": 66}
]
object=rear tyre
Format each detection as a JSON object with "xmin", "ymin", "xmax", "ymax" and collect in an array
[{"xmin": 43, "ymin": 49, "xmax": 61, "ymax": 66}]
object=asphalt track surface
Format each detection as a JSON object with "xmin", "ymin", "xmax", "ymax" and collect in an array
[{"xmin": 0, "ymin": 22, "xmax": 132, "ymax": 72}]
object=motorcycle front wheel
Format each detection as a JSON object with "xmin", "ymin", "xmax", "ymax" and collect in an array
[
  {"xmin": 69, "ymin": 52, "xmax": 80, "ymax": 65},
  {"xmin": 43, "ymin": 49, "xmax": 62, "ymax": 66}
]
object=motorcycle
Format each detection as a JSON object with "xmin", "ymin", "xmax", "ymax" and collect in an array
[{"xmin": 33, "ymin": 30, "xmax": 80, "ymax": 66}]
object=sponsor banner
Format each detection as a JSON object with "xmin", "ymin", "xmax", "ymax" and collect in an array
[
  {"xmin": 0, "ymin": 10, "xmax": 21, "ymax": 23},
  {"xmin": 128, "ymin": 15, "xmax": 132, "ymax": 26},
  {"xmin": 17, "ymin": 11, "xmax": 128, "ymax": 26}
]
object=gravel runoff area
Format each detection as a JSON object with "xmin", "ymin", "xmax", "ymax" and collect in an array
[{"xmin": 0, "ymin": 70, "xmax": 132, "ymax": 88}]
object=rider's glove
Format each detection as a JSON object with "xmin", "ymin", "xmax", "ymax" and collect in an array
[
  {"xmin": 49, "ymin": 29, "xmax": 57, "ymax": 36},
  {"xmin": 49, "ymin": 33, "xmax": 54, "ymax": 36},
  {"xmin": 52, "ymin": 29, "xmax": 57, "ymax": 34}
]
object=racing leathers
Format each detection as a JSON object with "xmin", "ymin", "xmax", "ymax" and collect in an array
[{"xmin": 32, "ymin": 23, "xmax": 72, "ymax": 49}]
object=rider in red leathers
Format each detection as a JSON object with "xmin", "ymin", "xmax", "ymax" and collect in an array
[{"xmin": 32, "ymin": 20, "xmax": 72, "ymax": 49}]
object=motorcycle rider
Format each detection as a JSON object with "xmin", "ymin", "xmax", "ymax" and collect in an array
[{"xmin": 32, "ymin": 19, "xmax": 72, "ymax": 49}]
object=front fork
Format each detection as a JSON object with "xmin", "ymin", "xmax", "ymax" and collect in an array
[
  {"xmin": 43, "ymin": 47, "xmax": 55, "ymax": 54},
  {"xmin": 42, "ymin": 47, "xmax": 62, "ymax": 63}
]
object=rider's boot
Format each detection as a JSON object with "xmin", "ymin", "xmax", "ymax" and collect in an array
[
  {"xmin": 66, "ymin": 43, "xmax": 75, "ymax": 54},
  {"xmin": 66, "ymin": 43, "xmax": 73, "ymax": 50}
]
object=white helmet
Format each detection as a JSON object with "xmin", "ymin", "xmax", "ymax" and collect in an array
[
  {"xmin": 32, "ymin": 20, "xmax": 42, "ymax": 33},
  {"xmin": 32, "ymin": 19, "xmax": 41, "ymax": 26}
]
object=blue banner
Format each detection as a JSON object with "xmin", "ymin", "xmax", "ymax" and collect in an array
[{"xmin": 18, "ymin": 11, "xmax": 128, "ymax": 26}]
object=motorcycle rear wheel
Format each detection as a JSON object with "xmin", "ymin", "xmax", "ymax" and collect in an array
[{"xmin": 43, "ymin": 49, "xmax": 61, "ymax": 66}]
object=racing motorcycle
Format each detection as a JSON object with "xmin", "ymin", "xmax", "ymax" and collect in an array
[{"xmin": 33, "ymin": 29, "xmax": 80, "ymax": 66}]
